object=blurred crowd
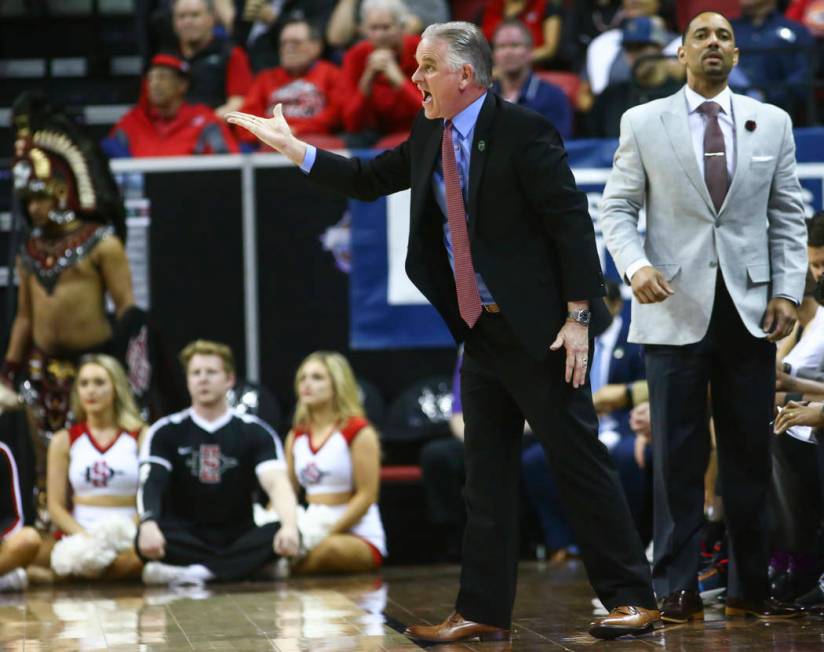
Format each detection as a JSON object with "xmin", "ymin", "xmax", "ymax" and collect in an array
[{"xmin": 91, "ymin": 0, "xmax": 823, "ymax": 157}]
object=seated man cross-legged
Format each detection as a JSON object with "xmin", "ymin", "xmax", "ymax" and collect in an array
[{"xmin": 136, "ymin": 340, "xmax": 298, "ymax": 585}]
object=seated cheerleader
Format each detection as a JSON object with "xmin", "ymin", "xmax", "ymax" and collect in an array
[
  {"xmin": 286, "ymin": 351, "xmax": 387, "ymax": 573},
  {"xmin": 38, "ymin": 354, "xmax": 146, "ymax": 580},
  {"xmin": 0, "ymin": 385, "xmax": 41, "ymax": 591}
]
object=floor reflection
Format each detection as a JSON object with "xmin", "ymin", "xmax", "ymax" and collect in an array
[{"xmin": 1, "ymin": 564, "xmax": 823, "ymax": 650}]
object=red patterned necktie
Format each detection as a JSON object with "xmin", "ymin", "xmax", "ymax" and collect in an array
[
  {"xmin": 697, "ymin": 101, "xmax": 729, "ymax": 212},
  {"xmin": 442, "ymin": 120, "xmax": 482, "ymax": 328}
]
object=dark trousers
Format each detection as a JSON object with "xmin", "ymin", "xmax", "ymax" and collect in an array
[
  {"xmin": 419, "ymin": 436, "xmax": 466, "ymax": 558},
  {"xmin": 149, "ymin": 520, "xmax": 279, "ymax": 581},
  {"xmin": 645, "ymin": 275, "xmax": 775, "ymax": 600},
  {"xmin": 419, "ymin": 436, "xmax": 466, "ymax": 529},
  {"xmin": 770, "ymin": 434, "xmax": 821, "ymax": 555},
  {"xmin": 456, "ymin": 312, "xmax": 655, "ymax": 628}
]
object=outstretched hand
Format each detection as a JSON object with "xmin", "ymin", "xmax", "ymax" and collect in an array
[{"xmin": 225, "ymin": 104, "xmax": 306, "ymax": 165}]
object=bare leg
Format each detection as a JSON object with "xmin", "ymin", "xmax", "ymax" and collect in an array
[
  {"xmin": 0, "ymin": 527, "xmax": 41, "ymax": 575},
  {"xmin": 292, "ymin": 534, "xmax": 378, "ymax": 575},
  {"xmin": 100, "ymin": 548, "xmax": 143, "ymax": 581},
  {"xmin": 29, "ymin": 535, "xmax": 54, "ymax": 570},
  {"xmin": 25, "ymin": 566, "xmax": 57, "ymax": 584}
]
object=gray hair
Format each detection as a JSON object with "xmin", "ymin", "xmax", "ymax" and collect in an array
[
  {"xmin": 422, "ymin": 21, "xmax": 493, "ymax": 88},
  {"xmin": 360, "ymin": 0, "xmax": 408, "ymax": 26}
]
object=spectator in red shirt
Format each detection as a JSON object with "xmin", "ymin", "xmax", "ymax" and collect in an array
[
  {"xmin": 237, "ymin": 18, "xmax": 342, "ymax": 147},
  {"xmin": 104, "ymin": 54, "xmax": 239, "ymax": 157},
  {"xmin": 340, "ymin": 0, "xmax": 421, "ymax": 145},
  {"xmin": 481, "ymin": 0, "xmax": 565, "ymax": 66},
  {"xmin": 787, "ymin": 0, "xmax": 824, "ymax": 35},
  {"xmin": 171, "ymin": 0, "xmax": 253, "ymax": 117}
]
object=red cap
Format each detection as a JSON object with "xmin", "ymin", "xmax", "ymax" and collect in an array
[{"xmin": 150, "ymin": 53, "xmax": 190, "ymax": 75}]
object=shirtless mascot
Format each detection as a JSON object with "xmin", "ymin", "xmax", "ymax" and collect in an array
[{"xmin": 1, "ymin": 94, "xmax": 146, "ymax": 519}]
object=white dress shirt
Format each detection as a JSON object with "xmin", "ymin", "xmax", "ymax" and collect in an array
[
  {"xmin": 626, "ymin": 85, "xmax": 736, "ymax": 282},
  {"xmin": 684, "ymin": 84, "xmax": 736, "ymax": 180}
]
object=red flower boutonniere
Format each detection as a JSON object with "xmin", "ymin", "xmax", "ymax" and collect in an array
[{"xmin": 745, "ymin": 120, "xmax": 757, "ymax": 132}]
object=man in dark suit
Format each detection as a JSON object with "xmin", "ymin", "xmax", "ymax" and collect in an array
[
  {"xmin": 228, "ymin": 20, "xmax": 658, "ymax": 642},
  {"xmin": 523, "ymin": 280, "xmax": 652, "ymax": 562}
]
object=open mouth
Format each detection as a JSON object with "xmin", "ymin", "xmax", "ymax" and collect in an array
[{"xmin": 422, "ymin": 90, "xmax": 432, "ymax": 104}]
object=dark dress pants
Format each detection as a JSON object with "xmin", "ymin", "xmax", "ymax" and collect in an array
[
  {"xmin": 645, "ymin": 275, "xmax": 775, "ymax": 601},
  {"xmin": 144, "ymin": 519, "xmax": 280, "ymax": 581},
  {"xmin": 419, "ymin": 437, "xmax": 466, "ymax": 530},
  {"xmin": 455, "ymin": 312, "xmax": 655, "ymax": 628},
  {"xmin": 419, "ymin": 436, "xmax": 466, "ymax": 558},
  {"xmin": 770, "ymin": 434, "xmax": 821, "ymax": 555}
]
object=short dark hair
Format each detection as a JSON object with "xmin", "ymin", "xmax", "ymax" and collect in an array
[
  {"xmin": 681, "ymin": 10, "xmax": 734, "ymax": 44},
  {"xmin": 280, "ymin": 15, "xmax": 322, "ymax": 42},
  {"xmin": 808, "ymin": 211, "xmax": 824, "ymax": 247},
  {"xmin": 492, "ymin": 18, "xmax": 533, "ymax": 49}
]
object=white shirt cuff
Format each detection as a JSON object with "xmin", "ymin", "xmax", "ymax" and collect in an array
[
  {"xmin": 774, "ymin": 293, "xmax": 799, "ymax": 306},
  {"xmin": 299, "ymin": 145, "xmax": 317, "ymax": 174},
  {"xmin": 625, "ymin": 258, "xmax": 653, "ymax": 282}
]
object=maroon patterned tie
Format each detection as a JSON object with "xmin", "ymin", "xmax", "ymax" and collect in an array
[
  {"xmin": 442, "ymin": 120, "xmax": 482, "ymax": 328},
  {"xmin": 697, "ymin": 101, "xmax": 729, "ymax": 212}
]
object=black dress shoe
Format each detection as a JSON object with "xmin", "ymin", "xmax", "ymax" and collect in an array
[
  {"xmin": 725, "ymin": 597, "xmax": 804, "ymax": 619},
  {"xmin": 660, "ymin": 589, "xmax": 704, "ymax": 623},
  {"xmin": 771, "ymin": 561, "xmax": 820, "ymax": 602},
  {"xmin": 795, "ymin": 584, "xmax": 824, "ymax": 613}
]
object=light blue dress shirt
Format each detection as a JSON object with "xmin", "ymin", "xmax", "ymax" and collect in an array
[{"xmin": 300, "ymin": 92, "xmax": 494, "ymax": 304}]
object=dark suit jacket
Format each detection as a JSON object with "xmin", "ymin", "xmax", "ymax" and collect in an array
[{"xmin": 309, "ymin": 92, "xmax": 605, "ymax": 360}]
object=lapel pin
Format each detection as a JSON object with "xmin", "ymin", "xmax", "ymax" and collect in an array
[
  {"xmin": 478, "ymin": 140, "xmax": 486, "ymax": 152},
  {"xmin": 745, "ymin": 120, "xmax": 756, "ymax": 132}
]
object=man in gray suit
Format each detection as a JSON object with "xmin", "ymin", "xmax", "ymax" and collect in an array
[{"xmin": 600, "ymin": 11, "xmax": 807, "ymax": 622}]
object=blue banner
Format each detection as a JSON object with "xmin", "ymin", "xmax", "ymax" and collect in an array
[{"xmin": 350, "ymin": 129, "xmax": 824, "ymax": 350}]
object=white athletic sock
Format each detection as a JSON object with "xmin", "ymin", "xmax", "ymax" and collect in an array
[
  {"xmin": 0, "ymin": 569, "xmax": 27, "ymax": 592},
  {"xmin": 186, "ymin": 564, "xmax": 215, "ymax": 582}
]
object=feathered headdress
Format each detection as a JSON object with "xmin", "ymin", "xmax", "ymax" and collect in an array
[{"xmin": 11, "ymin": 92, "xmax": 126, "ymax": 242}]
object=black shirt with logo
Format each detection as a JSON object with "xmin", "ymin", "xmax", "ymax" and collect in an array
[{"xmin": 139, "ymin": 408, "xmax": 284, "ymax": 533}]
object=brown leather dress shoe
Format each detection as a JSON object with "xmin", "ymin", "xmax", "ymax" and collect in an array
[
  {"xmin": 404, "ymin": 611, "xmax": 511, "ymax": 643},
  {"xmin": 725, "ymin": 597, "xmax": 805, "ymax": 619},
  {"xmin": 589, "ymin": 606, "xmax": 661, "ymax": 640},
  {"xmin": 660, "ymin": 589, "xmax": 704, "ymax": 623}
]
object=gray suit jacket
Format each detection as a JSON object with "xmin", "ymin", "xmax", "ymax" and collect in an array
[{"xmin": 600, "ymin": 86, "xmax": 808, "ymax": 345}]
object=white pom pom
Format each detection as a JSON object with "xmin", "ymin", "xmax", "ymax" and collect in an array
[
  {"xmin": 89, "ymin": 517, "xmax": 137, "ymax": 552},
  {"xmin": 50, "ymin": 517, "xmax": 137, "ymax": 577},
  {"xmin": 51, "ymin": 533, "xmax": 117, "ymax": 578}
]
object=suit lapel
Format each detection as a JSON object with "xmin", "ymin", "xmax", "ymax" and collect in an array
[
  {"xmin": 720, "ymin": 93, "xmax": 755, "ymax": 215},
  {"xmin": 661, "ymin": 89, "xmax": 716, "ymax": 214},
  {"xmin": 467, "ymin": 93, "xmax": 496, "ymax": 236}
]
